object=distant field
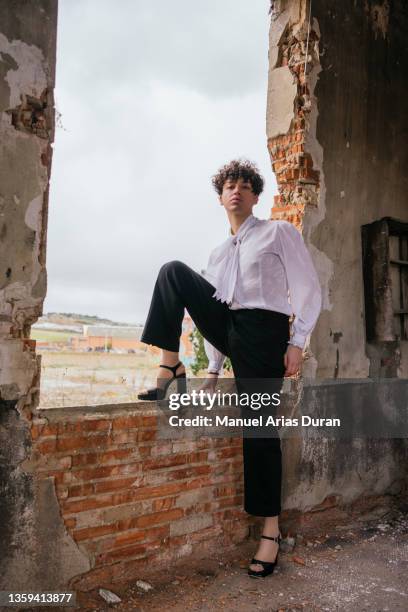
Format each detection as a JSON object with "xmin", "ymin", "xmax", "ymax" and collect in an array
[
  {"xmin": 31, "ymin": 329, "xmax": 80, "ymax": 342},
  {"xmin": 38, "ymin": 349, "xmax": 162, "ymax": 408}
]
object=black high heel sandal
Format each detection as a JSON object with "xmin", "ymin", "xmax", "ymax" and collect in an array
[
  {"xmin": 138, "ymin": 361, "xmax": 186, "ymax": 401},
  {"xmin": 247, "ymin": 533, "xmax": 281, "ymax": 579}
]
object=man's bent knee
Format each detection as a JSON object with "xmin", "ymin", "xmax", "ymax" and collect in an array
[{"xmin": 159, "ymin": 260, "xmax": 189, "ymax": 277}]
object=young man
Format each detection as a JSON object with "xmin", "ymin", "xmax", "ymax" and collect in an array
[{"xmin": 139, "ymin": 159, "xmax": 321, "ymax": 577}]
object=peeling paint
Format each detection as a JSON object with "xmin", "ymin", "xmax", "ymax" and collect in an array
[
  {"xmin": 267, "ymin": 66, "xmax": 298, "ymax": 138},
  {"xmin": 0, "ymin": 32, "xmax": 47, "ymax": 109},
  {"xmin": 0, "ymin": 13, "xmax": 54, "ymax": 408},
  {"xmin": 24, "ymin": 194, "xmax": 43, "ymax": 231}
]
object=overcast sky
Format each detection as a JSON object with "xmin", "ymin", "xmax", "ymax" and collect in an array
[{"xmin": 45, "ymin": 0, "xmax": 277, "ymax": 324}]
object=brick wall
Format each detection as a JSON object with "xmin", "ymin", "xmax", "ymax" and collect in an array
[
  {"xmin": 268, "ymin": 13, "xmax": 320, "ymax": 228},
  {"xmin": 30, "ymin": 405, "xmax": 248, "ymax": 589}
]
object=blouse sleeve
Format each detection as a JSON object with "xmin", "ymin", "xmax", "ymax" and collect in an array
[
  {"xmin": 204, "ymin": 338, "xmax": 225, "ymax": 374},
  {"xmin": 276, "ymin": 222, "xmax": 322, "ymax": 349}
]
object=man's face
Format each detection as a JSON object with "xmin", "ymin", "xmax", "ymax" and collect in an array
[{"xmin": 219, "ymin": 177, "xmax": 258, "ymax": 215}]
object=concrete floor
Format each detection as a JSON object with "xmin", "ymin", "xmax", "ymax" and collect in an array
[{"xmin": 75, "ymin": 503, "xmax": 408, "ymax": 612}]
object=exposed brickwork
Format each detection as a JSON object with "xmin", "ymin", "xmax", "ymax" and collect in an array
[
  {"xmin": 6, "ymin": 91, "xmax": 50, "ymax": 139},
  {"xmin": 268, "ymin": 14, "xmax": 320, "ymax": 228},
  {"xmin": 30, "ymin": 407, "xmax": 247, "ymax": 589}
]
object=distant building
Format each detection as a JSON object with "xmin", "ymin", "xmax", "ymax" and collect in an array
[{"xmin": 71, "ymin": 315, "xmax": 195, "ymax": 363}]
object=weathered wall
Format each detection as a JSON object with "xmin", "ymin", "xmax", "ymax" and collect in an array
[
  {"xmin": 0, "ymin": 0, "xmax": 57, "ymax": 409},
  {"xmin": 0, "ymin": 0, "xmax": 86, "ymax": 593},
  {"xmin": 267, "ymin": 0, "xmax": 408, "ymax": 378},
  {"xmin": 312, "ymin": 0, "xmax": 408, "ymax": 378}
]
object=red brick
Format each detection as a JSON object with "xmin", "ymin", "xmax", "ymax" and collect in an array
[
  {"xmin": 59, "ymin": 420, "xmax": 112, "ymax": 434},
  {"xmin": 111, "ymin": 526, "xmax": 168, "ymax": 556},
  {"xmin": 36, "ymin": 438, "xmax": 57, "ymax": 454},
  {"xmin": 135, "ymin": 508, "xmax": 183, "ymax": 528},
  {"xmin": 74, "ymin": 523, "xmax": 118, "ymax": 542},
  {"xmin": 72, "ymin": 452, "xmax": 98, "ymax": 467},
  {"xmin": 183, "ymin": 501, "xmax": 212, "ymax": 516},
  {"xmin": 217, "ymin": 495, "xmax": 243, "ymax": 508},
  {"xmin": 112, "ymin": 415, "xmax": 144, "ymax": 430},
  {"xmin": 152, "ymin": 497, "xmax": 176, "ymax": 512},
  {"xmin": 95, "ymin": 543, "xmax": 148, "ymax": 566},
  {"xmin": 143, "ymin": 454, "xmax": 188, "ymax": 471},
  {"xmin": 216, "ymin": 447, "xmax": 242, "ymax": 460},
  {"xmin": 62, "ymin": 482, "xmax": 190, "ymax": 514},
  {"xmin": 214, "ymin": 508, "xmax": 246, "ymax": 521},
  {"xmin": 299, "ymin": 167, "xmax": 319, "ymax": 182},
  {"xmin": 42, "ymin": 470, "xmax": 72, "ymax": 485},
  {"xmin": 36, "ymin": 455, "xmax": 72, "ymax": 471},
  {"xmin": 86, "ymin": 525, "xmax": 170, "ymax": 554},
  {"xmin": 68, "ymin": 483, "xmax": 95, "ymax": 498},
  {"xmin": 94, "ymin": 476, "xmax": 140, "ymax": 494},
  {"xmin": 98, "ymin": 448, "xmax": 140, "ymax": 462},
  {"xmin": 56, "ymin": 434, "xmax": 109, "ymax": 452},
  {"xmin": 214, "ymin": 485, "xmax": 237, "ymax": 498},
  {"xmin": 112, "ymin": 431, "xmax": 138, "ymax": 444},
  {"xmin": 31, "ymin": 423, "xmax": 58, "ymax": 439},
  {"xmin": 142, "ymin": 416, "xmax": 157, "ymax": 427},
  {"xmin": 72, "ymin": 462, "xmax": 141, "ymax": 483},
  {"xmin": 113, "ymin": 530, "xmax": 146, "ymax": 548},
  {"xmin": 71, "ymin": 465, "xmax": 113, "ymax": 481},
  {"xmin": 62, "ymin": 493, "xmax": 126, "ymax": 514},
  {"xmin": 103, "ymin": 538, "xmax": 161, "ymax": 563},
  {"xmin": 115, "ymin": 520, "xmax": 168, "ymax": 539},
  {"xmin": 168, "ymin": 465, "xmax": 211, "ymax": 481},
  {"xmin": 138, "ymin": 429, "xmax": 156, "ymax": 442}
]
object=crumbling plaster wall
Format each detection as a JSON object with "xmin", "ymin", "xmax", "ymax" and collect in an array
[
  {"xmin": 0, "ymin": 0, "xmax": 56, "ymax": 410},
  {"xmin": 267, "ymin": 0, "xmax": 407, "ymax": 520},
  {"xmin": 267, "ymin": 0, "xmax": 408, "ymax": 378},
  {"xmin": 0, "ymin": 0, "xmax": 91, "ymax": 592},
  {"xmin": 312, "ymin": 0, "xmax": 408, "ymax": 378}
]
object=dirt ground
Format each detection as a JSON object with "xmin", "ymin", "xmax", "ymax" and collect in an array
[{"xmin": 70, "ymin": 501, "xmax": 408, "ymax": 612}]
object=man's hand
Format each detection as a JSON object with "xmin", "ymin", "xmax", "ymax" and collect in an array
[
  {"xmin": 284, "ymin": 345, "xmax": 303, "ymax": 377},
  {"xmin": 198, "ymin": 372, "xmax": 218, "ymax": 393}
]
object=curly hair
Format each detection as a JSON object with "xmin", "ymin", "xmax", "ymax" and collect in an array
[{"xmin": 211, "ymin": 159, "xmax": 264, "ymax": 196}]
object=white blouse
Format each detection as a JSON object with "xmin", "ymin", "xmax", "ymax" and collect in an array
[{"xmin": 202, "ymin": 214, "xmax": 322, "ymax": 373}]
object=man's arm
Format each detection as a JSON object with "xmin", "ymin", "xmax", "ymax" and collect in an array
[
  {"xmin": 197, "ymin": 339, "xmax": 225, "ymax": 392},
  {"xmin": 276, "ymin": 222, "xmax": 322, "ymax": 373},
  {"xmin": 204, "ymin": 338, "xmax": 225, "ymax": 375}
]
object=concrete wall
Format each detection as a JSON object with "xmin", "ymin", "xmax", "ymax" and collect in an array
[
  {"xmin": 312, "ymin": 0, "xmax": 408, "ymax": 378},
  {"xmin": 267, "ymin": 0, "xmax": 408, "ymax": 378},
  {"xmin": 0, "ymin": 0, "xmax": 57, "ymax": 409},
  {"xmin": 0, "ymin": 0, "xmax": 89, "ymax": 593}
]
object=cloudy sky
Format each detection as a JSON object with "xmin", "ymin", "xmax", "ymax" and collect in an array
[{"xmin": 45, "ymin": 0, "xmax": 277, "ymax": 324}]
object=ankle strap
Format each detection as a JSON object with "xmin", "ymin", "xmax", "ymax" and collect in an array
[
  {"xmin": 159, "ymin": 361, "xmax": 182, "ymax": 375},
  {"xmin": 261, "ymin": 533, "xmax": 281, "ymax": 543}
]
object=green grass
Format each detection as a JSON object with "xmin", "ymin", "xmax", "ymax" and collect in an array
[{"xmin": 30, "ymin": 329, "xmax": 79, "ymax": 342}]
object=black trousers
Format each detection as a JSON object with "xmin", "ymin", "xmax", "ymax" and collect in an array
[{"xmin": 141, "ymin": 260, "xmax": 290, "ymax": 517}]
